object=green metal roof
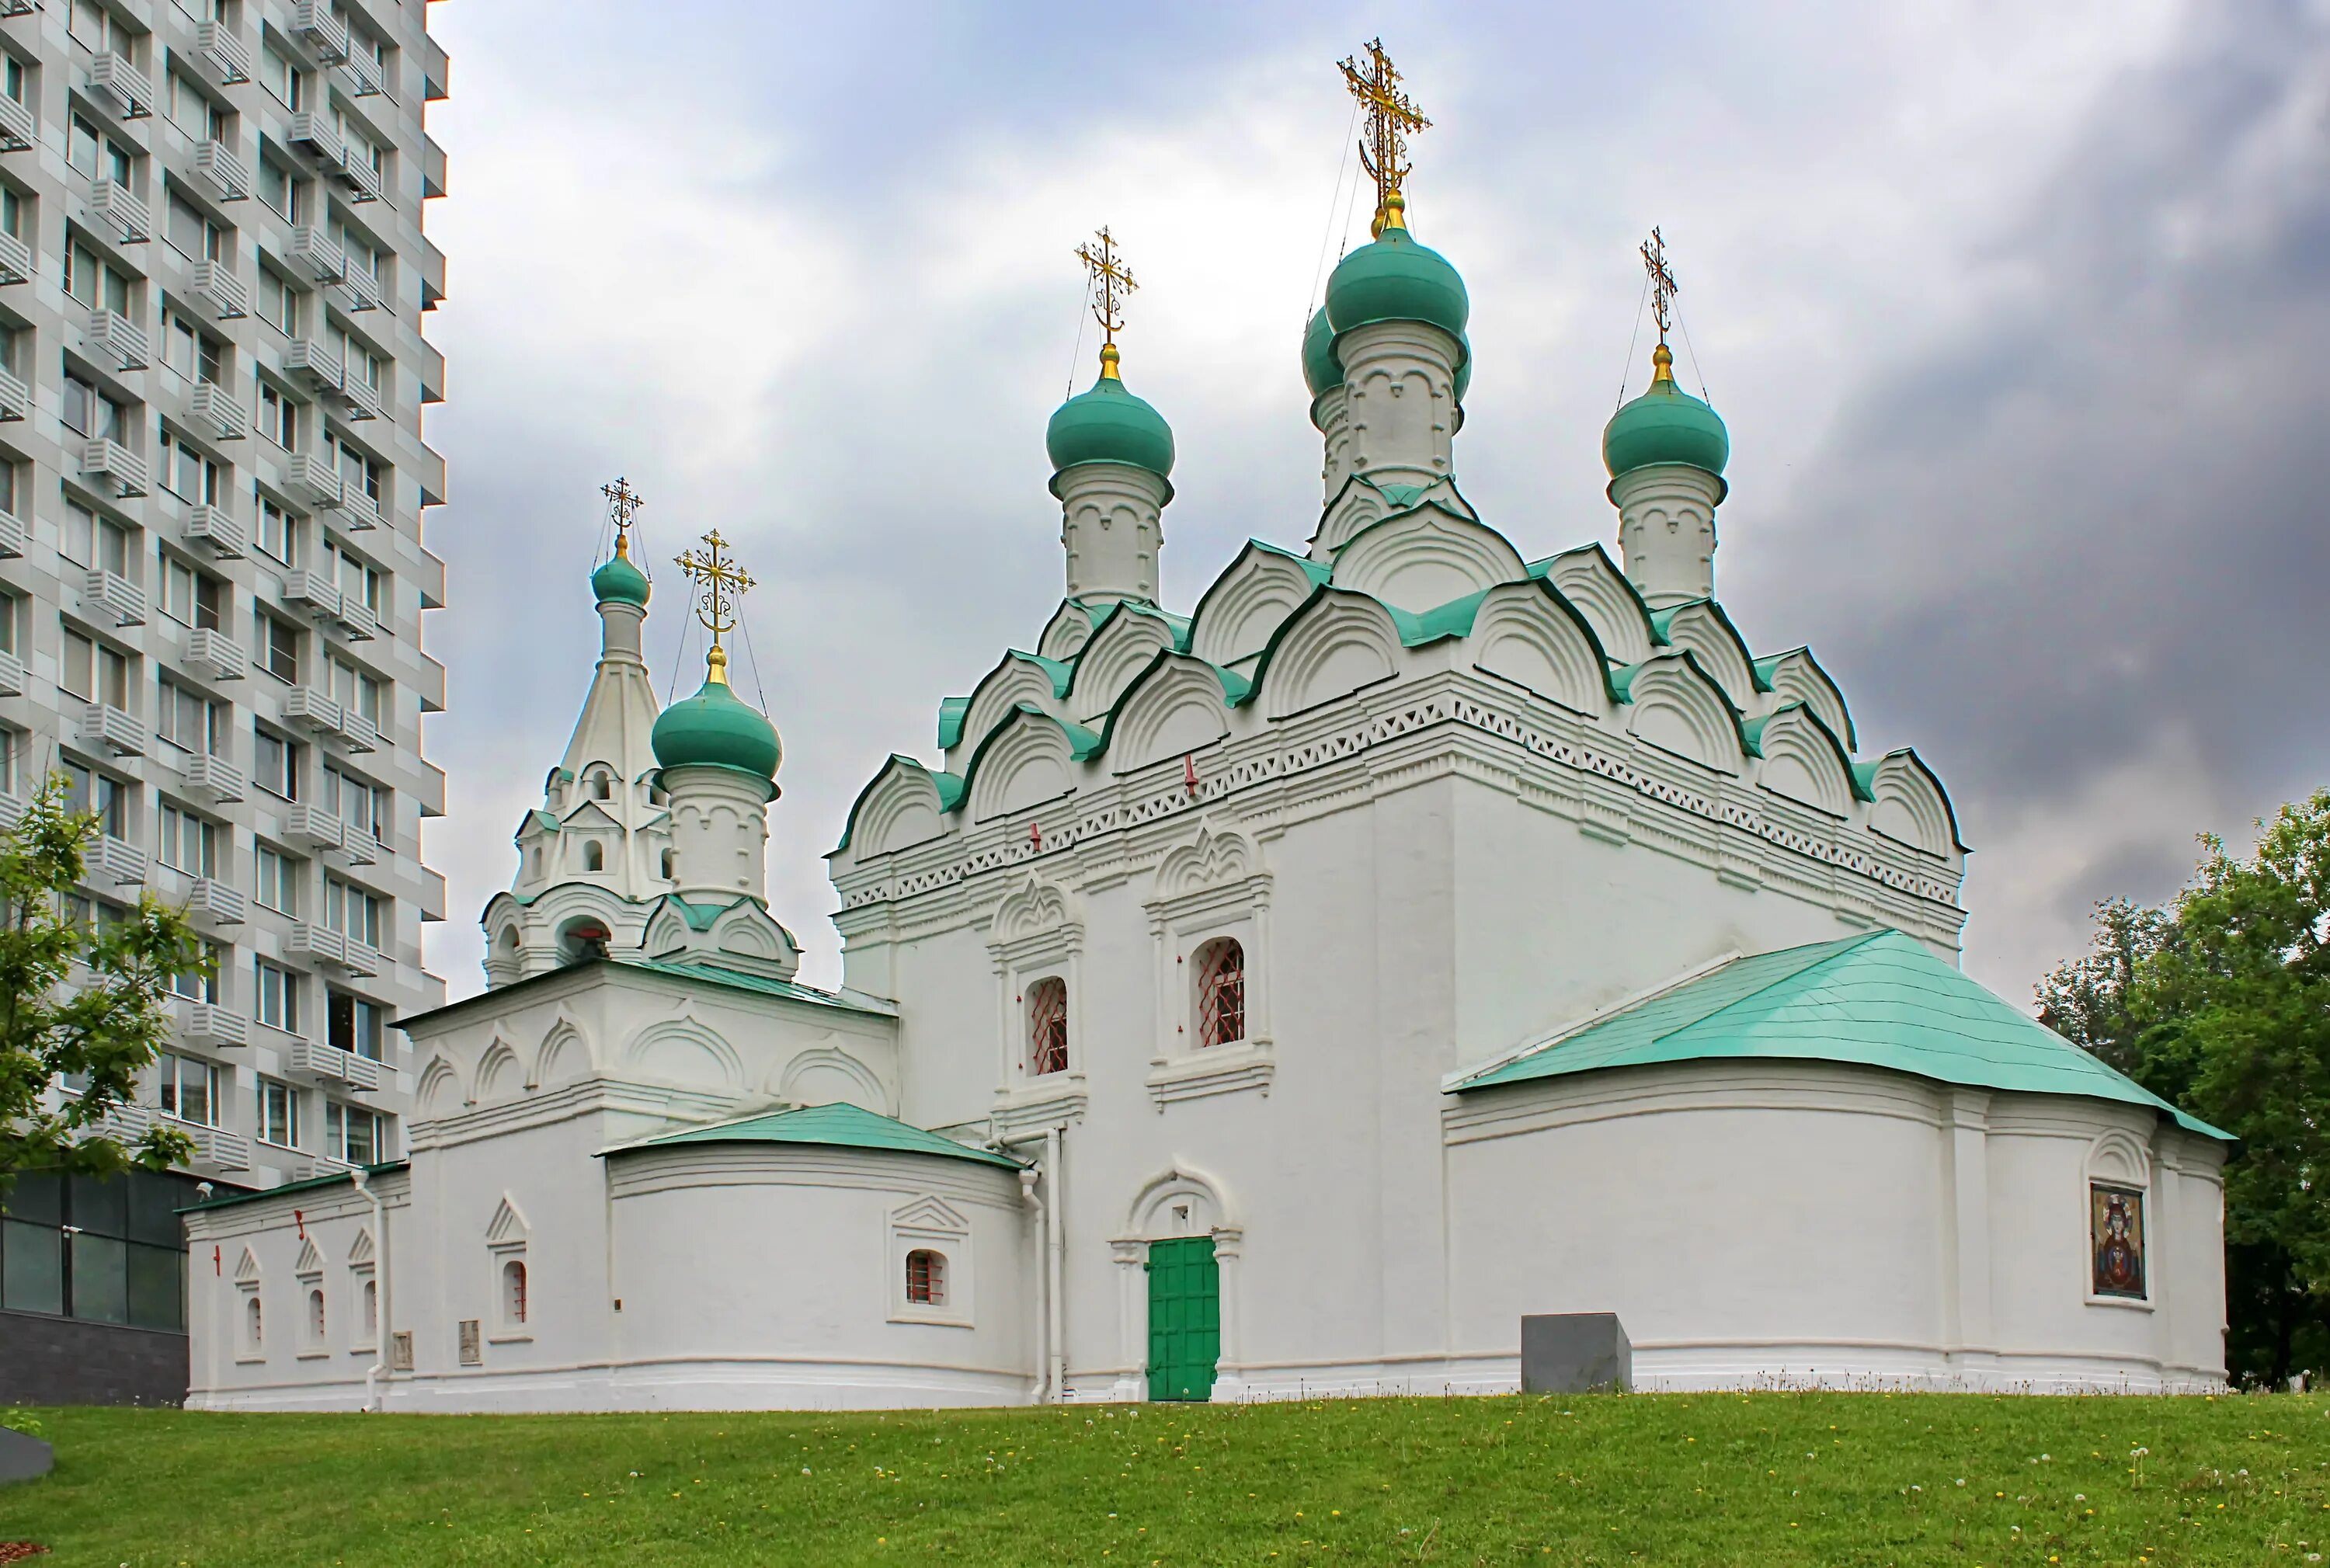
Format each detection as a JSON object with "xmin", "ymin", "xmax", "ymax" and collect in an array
[
  {"xmin": 614, "ymin": 958, "xmax": 889, "ymax": 1015},
  {"xmin": 936, "ymin": 697, "xmax": 971, "ymax": 751},
  {"xmin": 1453, "ymin": 930, "xmax": 2228, "ymax": 1139},
  {"xmin": 178, "ymin": 1162, "xmax": 409, "ymax": 1214},
  {"xmin": 610, "ymin": 1101, "xmax": 1021, "ymax": 1168}
]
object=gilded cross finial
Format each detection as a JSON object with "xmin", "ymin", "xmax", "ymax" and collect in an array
[
  {"xmin": 1340, "ymin": 37, "xmax": 1431, "ymax": 237},
  {"xmin": 1075, "ymin": 226, "xmax": 1138, "ymax": 379},
  {"xmin": 674, "ymin": 530, "xmax": 756, "ymax": 684},
  {"xmin": 602, "ymin": 475, "xmax": 644, "ymax": 559},
  {"xmin": 1640, "ymin": 227, "xmax": 1679, "ymax": 381}
]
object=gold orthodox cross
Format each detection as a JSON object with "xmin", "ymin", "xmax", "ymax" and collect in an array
[
  {"xmin": 1640, "ymin": 227, "xmax": 1678, "ymax": 345},
  {"xmin": 602, "ymin": 475, "xmax": 644, "ymax": 555},
  {"xmin": 1075, "ymin": 226, "xmax": 1138, "ymax": 349},
  {"xmin": 675, "ymin": 530, "xmax": 755, "ymax": 656},
  {"xmin": 1340, "ymin": 37, "xmax": 1430, "ymax": 233}
]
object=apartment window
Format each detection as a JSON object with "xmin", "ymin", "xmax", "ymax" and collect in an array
[
  {"xmin": 62, "ymin": 499, "xmax": 134, "ymax": 574},
  {"xmin": 61, "ymin": 760, "xmax": 127, "ymax": 838},
  {"xmin": 323, "ymin": 876, "xmax": 380, "ymax": 948},
  {"xmin": 256, "ymin": 155, "xmax": 307, "ymax": 224},
  {"xmin": 169, "ymin": 940, "xmax": 221, "ymax": 1003},
  {"xmin": 155, "ymin": 1052, "xmax": 217, "ymax": 1128},
  {"xmin": 61, "ymin": 374, "xmax": 129, "ymax": 444},
  {"xmin": 329, "ymin": 544, "xmax": 383, "ymax": 616},
  {"xmin": 166, "ymin": 74, "xmax": 226, "ymax": 144},
  {"xmin": 162, "ymin": 310, "xmax": 226, "ymax": 385},
  {"xmin": 324, "ymin": 1101, "xmax": 380, "ymax": 1165},
  {"xmin": 0, "ymin": 728, "xmax": 21, "ymax": 797},
  {"xmin": 331, "ymin": 217, "xmax": 382, "ymax": 283},
  {"xmin": 159, "ymin": 555, "xmax": 224, "ymax": 631},
  {"xmin": 256, "ymin": 494, "xmax": 300, "ymax": 565},
  {"xmin": 330, "ymin": 327, "xmax": 384, "ymax": 398},
  {"xmin": 60, "ymin": 628, "xmax": 130, "ymax": 710},
  {"xmin": 0, "ymin": 593, "xmax": 18, "ymax": 656},
  {"xmin": 326, "ymin": 989, "xmax": 381, "ymax": 1061},
  {"xmin": 2, "ymin": 56, "xmax": 23, "ymax": 110},
  {"xmin": 323, "ymin": 764, "xmax": 384, "ymax": 842},
  {"xmin": 254, "ymin": 957, "xmax": 298, "ymax": 1033},
  {"xmin": 255, "ymin": 611, "xmax": 299, "ymax": 684},
  {"xmin": 65, "ymin": 112, "xmax": 133, "ymax": 187},
  {"xmin": 0, "ymin": 184, "xmax": 23, "ymax": 244},
  {"xmin": 261, "ymin": 44, "xmax": 306, "ymax": 113},
  {"xmin": 256, "ymin": 1077, "xmax": 300, "ymax": 1148},
  {"xmin": 327, "ymin": 655, "xmax": 382, "ymax": 726},
  {"xmin": 63, "ymin": 237, "xmax": 132, "ymax": 318},
  {"xmin": 253, "ymin": 843, "xmax": 300, "ymax": 916},
  {"xmin": 324, "ymin": 431, "xmax": 384, "ymax": 507},
  {"xmin": 258, "ymin": 267, "xmax": 300, "ymax": 338},
  {"xmin": 155, "ymin": 676, "xmax": 222, "ymax": 756},
  {"xmin": 68, "ymin": 2, "xmax": 136, "ymax": 56},
  {"xmin": 256, "ymin": 381, "xmax": 299, "ymax": 450},
  {"xmin": 253, "ymin": 725, "xmax": 299, "ymax": 800},
  {"xmin": 158, "ymin": 429, "xmax": 222, "ymax": 506}
]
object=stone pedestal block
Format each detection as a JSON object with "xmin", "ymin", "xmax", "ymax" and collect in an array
[{"xmin": 1520, "ymin": 1312, "xmax": 1631, "ymax": 1394}]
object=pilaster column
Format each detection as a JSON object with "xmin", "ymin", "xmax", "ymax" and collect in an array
[
  {"xmin": 1110, "ymin": 1239, "xmax": 1148, "ymax": 1403},
  {"xmin": 1209, "ymin": 1225, "xmax": 1247, "ymax": 1402}
]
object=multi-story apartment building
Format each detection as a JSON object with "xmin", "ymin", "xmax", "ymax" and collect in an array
[{"xmin": 0, "ymin": 0, "xmax": 447, "ymax": 1399}]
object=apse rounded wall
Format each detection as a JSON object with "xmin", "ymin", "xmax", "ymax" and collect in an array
[
  {"xmin": 1443, "ymin": 1059, "xmax": 2227, "ymax": 1392},
  {"xmin": 605, "ymin": 1144, "xmax": 1033, "ymax": 1409}
]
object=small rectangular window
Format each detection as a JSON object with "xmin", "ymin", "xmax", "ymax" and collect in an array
[
  {"xmin": 253, "ymin": 843, "xmax": 301, "ymax": 916},
  {"xmin": 326, "ymin": 1101, "xmax": 381, "ymax": 1164},
  {"xmin": 254, "ymin": 957, "xmax": 298, "ymax": 1033},
  {"xmin": 255, "ymin": 611, "xmax": 299, "ymax": 684},
  {"xmin": 256, "ymin": 494, "xmax": 300, "ymax": 565},
  {"xmin": 62, "ymin": 759, "xmax": 127, "ymax": 838},
  {"xmin": 256, "ymin": 1076, "xmax": 300, "ymax": 1147},
  {"xmin": 254, "ymin": 726, "xmax": 300, "ymax": 800},
  {"xmin": 327, "ymin": 989, "xmax": 382, "ymax": 1060},
  {"xmin": 156, "ymin": 1052, "xmax": 218, "ymax": 1128}
]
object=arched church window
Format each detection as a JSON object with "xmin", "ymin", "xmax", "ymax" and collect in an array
[
  {"xmin": 1193, "ymin": 938, "xmax": 1245, "ymax": 1048},
  {"xmin": 582, "ymin": 841, "xmax": 604, "ymax": 872},
  {"xmin": 1027, "ymin": 977, "xmax": 1068, "ymax": 1076},
  {"xmin": 906, "ymin": 1249, "xmax": 946, "ymax": 1306},
  {"xmin": 362, "ymin": 1278, "xmax": 378, "ymax": 1340},
  {"xmin": 307, "ymin": 1287, "xmax": 326, "ymax": 1343},
  {"xmin": 245, "ymin": 1294, "xmax": 263, "ymax": 1349},
  {"xmin": 591, "ymin": 772, "xmax": 613, "ymax": 801},
  {"xmin": 558, "ymin": 920, "xmax": 611, "ymax": 965},
  {"xmin": 659, "ymin": 849, "xmax": 674, "ymax": 879},
  {"xmin": 503, "ymin": 1259, "xmax": 528, "ymax": 1326},
  {"xmin": 530, "ymin": 847, "xmax": 541, "ymax": 878}
]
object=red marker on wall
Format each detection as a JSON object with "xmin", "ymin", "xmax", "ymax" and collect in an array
[
  {"xmin": 294, "ymin": 1208, "xmax": 305, "ymax": 1240},
  {"xmin": 212, "ymin": 1245, "xmax": 221, "ymax": 1276}
]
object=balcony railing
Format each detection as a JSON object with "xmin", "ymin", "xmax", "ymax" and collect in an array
[
  {"xmin": 336, "ymin": 152, "xmax": 382, "ymax": 205},
  {"xmin": 77, "ymin": 702, "xmax": 147, "ymax": 759},
  {"xmin": 283, "ymin": 453, "xmax": 345, "ymax": 510},
  {"xmin": 99, "ymin": 1103, "xmax": 252, "ymax": 1172},
  {"xmin": 0, "ymin": 649, "xmax": 24, "ymax": 698},
  {"xmin": 339, "ymin": 50, "xmax": 384, "ymax": 99},
  {"xmin": 290, "ymin": 0, "xmax": 352, "ymax": 64},
  {"xmin": 0, "ymin": 229, "xmax": 30, "ymax": 285},
  {"xmin": 0, "ymin": 366, "xmax": 27, "ymax": 421},
  {"xmin": 178, "ymin": 996, "xmax": 249, "ymax": 1045},
  {"xmin": 337, "ymin": 708, "xmax": 379, "ymax": 753},
  {"xmin": 290, "ymin": 1038, "xmax": 382, "ymax": 1092},
  {"xmin": 186, "ymin": 381, "xmax": 242, "ymax": 443},
  {"xmin": 186, "ymin": 504, "xmax": 245, "ymax": 560},
  {"xmin": 183, "ymin": 753, "xmax": 245, "ymax": 805},
  {"xmin": 285, "ymin": 921, "xmax": 345, "ymax": 968},
  {"xmin": 82, "ymin": 565, "xmax": 145, "ymax": 627},
  {"xmin": 342, "ymin": 375, "xmax": 384, "ymax": 422},
  {"xmin": 186, "ymin": 626, "xmax": 247, "ymax": 682},
  {"xmin": 86, "ymin": 309, "xmax": 149, "ymax": 372},
  {"xmin": 196, "ymin": 21, "xmax": 252, "ymax": 85},
  {"xmin": 282, "ymin": 568, "xmax": 343, "ymax": 620},
  {"xmin": 0, "ymin": 92, "xmax": 31, "ymax": 152},
  {"xmin": 90, "ymin": 180, "xmax": 150, "ymax": 244},
  {"xmin": 287, "ymin": 111, "xmax": 344, "ymax": 171},
  {"xmin": 90, "ymin": 51, "xmax": 155, "ymax": 119},
  {"xmin": 281, "ymin": 686, "xmax": 343, "ymax": 739},
  {"xmin": 0, "ymin": 792, "xmax": 23, "ymax": 833},
  {"xmin": 287, "ymin": 802, "xmax": 345, "ymax": 851},
  {"xmin": 337, "ymin": 822, "xmax": 377, "ymax": 866},
  {"xmin": 196, "ymin": 141, "xmax": 250, "ymax": 203},
  {"xmin": 92, "ymin": 833, "xmax": 146, "ymax": 887},
  {"xmin": 182, "ymin": 878, "xmax": 247, "ymax": 929},
  {"xmin": 286, "ymin": 226, "xmax": 346, "ymax": 285},
  {"xmin": 334, "ymin": 488, "xmax": 381, "ymax": 531},
  {"xmin": 192, "ymin": 259, "xmax": 247, "ymax": 320},
  {"xmin": 0, "ymin": 509, "xmax": 26, "ymax": 558},
  {"xmin": 283, "ymin": 339, "xmax": 344, "ymax": 395},
  {"xmin": 335, "ymin": 597, "xmax": 380, "ymax": 641}
]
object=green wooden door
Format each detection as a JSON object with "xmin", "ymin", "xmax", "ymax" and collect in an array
[{"xmin": 1146, "ymin": 1236, "xmax": 1220, "ymax": 1402}]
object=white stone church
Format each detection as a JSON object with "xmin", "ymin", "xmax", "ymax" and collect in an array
[{"xmin": 180, "ymin": 130, "xmax": 2231, "ymax": 1408}]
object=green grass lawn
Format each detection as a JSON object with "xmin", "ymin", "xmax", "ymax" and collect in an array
[{"xmin": 3, "ymin": 1393, "xmax": 2327, "ymax": 1566}]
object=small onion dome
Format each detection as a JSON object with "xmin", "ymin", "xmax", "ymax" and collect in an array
[
  {"xmin": 1453, "ymin": 332, "xmax": 1473, "ymax": 404},
  {"xmin": 590, "ymin": 544, "xmax": 651, "ymax": 607},
  {"xmin": 1323, "ymin": 193, "xmax": 1469, "ymax": 343},
  {"xmin": 1602, "ymin": 342, "xmax": 1730, "ymax": 489},
  {"xmin": 1302, "ymin": 306, "xmax": 1343, "ymax": 398},
  {"xmin": 652, "ymin": 649, "xmax": 780, "ymax": 782},
  {"xmin": 1045, "ymin": 344, "xmax": 1175, "ymax": 489}
]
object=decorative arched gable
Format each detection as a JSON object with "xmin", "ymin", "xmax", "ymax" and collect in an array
[
  {"xmin": 836, "ymin": 756, "xmax": 951, "ymax": 858},
  {"xmin": 1102, "ymin": 653, "xmax": 1235, "ymax": 776},
  {"xmin": 777, "ymin": 1047, "xmax": 889, "ymax": 1114},
  {"xmin": 1615, "ymin": 652, "xmax": 1747, "ymax": 774},
  {"xmin": 1754, "ymin": 647, "xmax": 1858, "ymax": 750},
  {"xmin": 346, "ymin": 1227, "xmax": 374, "ymax": 1267},
  {"xmin": 1311, "ymin": 473, "xmax": 1394, "ymax": 558},
  {"xmin": 1330, "ymin": 504, "xmax": 1529, "ymax": 613},
  {"xmin": 485, "ymin": 1194, "xmax": 530, "ymax": 1246},
  {"xmin": 1153, "ymin": 824, "xmax": 1257, "ymax": 899},
  {"xmin": 233, "ymin": 1245, "xmax": 261, "ymax": 1284},
  {"xmin": 294, "ymin": 1236, "xmax": 323, "ymax": 1274},
  {"xmin": 708, "ymin": 900, "xmax": 802, "ymax": 975},
  {"xmin": 620, "ymin": 1016, "xmax": 744, "ymax": 1091},
  {"xmin": 2085, "ymin": 1127, "xmax": 2151, "ymax": 1187},
  {"xmin": 1536, "ymin": 544, "xmax": 1655, "ymax": 666},
  {"xmin": 642, "ymin": 901, "xmax": 693, "ymax": 957},
  {"xmin": 1188, "ymin": 541, "xmax": 1329, "ymax": 667},
  {"xmin": 1038, "ymin": 599, "xmax": 1104, "ymax": 661},
  {"xmin": 955, "ymin": 652, "xmax": 1071, "ymax": 768},
  {"xmin": 990, "ymin": 876, "xmax": 1075, "ymax": 945},
  {"xmin": 1469, "ymin": 580, "xmax": 1613, "ymax": 714},
  {"xmin": 1746, "ymin": 704, "xmax": 1859, "ymax": 817},
  {"xmin": 1859, "ymin": 748, "xmax": 1967, "ymax": 857},
  {"xmin": 1118, "ymin": 1162, "xmax": 1237, "ymax": 1241},
  {"xmin": 534, "ymin": 1018, "xmax": 591, "ymax": 1088},
  {"xmin": 1651, "ymin": 600, "xmax": 1760, "ymax": 711},
  {"xmin": 1250, "ymin": 588, "xmax": 1403, "ymax": 721},
  {"xmin": 416, "ymin": 1055, "xmax": 463, "ymax": 1114},
  {"xmin": 962, "ymin": 705, "xmax": 1096, "ymax": 822},
  {"xmin": 475, "ymin": 1039, "xmax": 523, "ymax": 1101},
  {"xmin": 1068, "ymin": 606, "xmax": 1177, "ymax": 723}
]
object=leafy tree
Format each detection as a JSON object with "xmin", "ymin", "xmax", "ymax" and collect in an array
[
  {"xmin": 2041, "ymin": 789, "xmax": 2330, "ymax": 1386},
  {"xmin": 0, "ymin": 774, "xmax": 210, "ymax": 1196}
]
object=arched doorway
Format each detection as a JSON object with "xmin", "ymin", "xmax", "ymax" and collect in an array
[{"xmin": 1113, "ymin": 1165, "xmax": 1243, "ymax": 1403}]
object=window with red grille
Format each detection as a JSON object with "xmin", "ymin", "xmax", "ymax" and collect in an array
[
  {"xmin": 503, "ymin": 1259, "xmax": 528, "ymax": 1325},
  {"xmin": 906, "ymin": 1248, "xmax": 946, "ymax": 1306},
  {"xmin": 1195, "ymin": 938, "xmax": 1245, "ymax": 1048},
  {"xmin": 1027, "ymin": 977, "xmax": 1068, "ymax": 1075}
]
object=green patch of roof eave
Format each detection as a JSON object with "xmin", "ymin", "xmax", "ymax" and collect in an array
[{"xmin": 602, "ymin": 1101, "xmax": 1021, "ymax": 1168}]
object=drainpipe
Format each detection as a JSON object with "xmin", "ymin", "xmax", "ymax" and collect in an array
[
  {"xmin": 1045, "ymin": 1126, "xmax": 1066, "ymax": 1403},
  {"xmin": 353, "ymin": 1166, "xmax": 389, "ymax": 1413},
  {"xmin": 1017, "ymin": 1167, "xmax": 1047, "ymax": 1404}
]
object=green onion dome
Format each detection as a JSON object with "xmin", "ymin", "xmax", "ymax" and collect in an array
[
  {"xmin": 1045, "ymin": 344, "xmax": 1175, "ymax": 489},
  {"xmin": 1302, "ymin": 306, "xmax": 1343, "ymax": 398},
  {"xmin": 652, "ymin": 652, "xmax": 780, "ymax": 783},
  {"xmin": 590, "ymin": 540, "xmax": 651, "ymax": 607},
  {"xmin": 1602, "ymin": 343, "xmax": 1730, "ymax": 489},
  {"xmin": 1323, "ymin": 193, "xmax": 1469, "ymax": 344}
]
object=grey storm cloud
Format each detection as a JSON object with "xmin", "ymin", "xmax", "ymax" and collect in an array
[{"xmin": 414, "ymin": 2, "xmax": 2330, "ymax": 1008}]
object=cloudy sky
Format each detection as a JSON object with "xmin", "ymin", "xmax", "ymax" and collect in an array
[{"xmin": 413, "ymin": 0, "xmax": 2330, "ymax": 1007}]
